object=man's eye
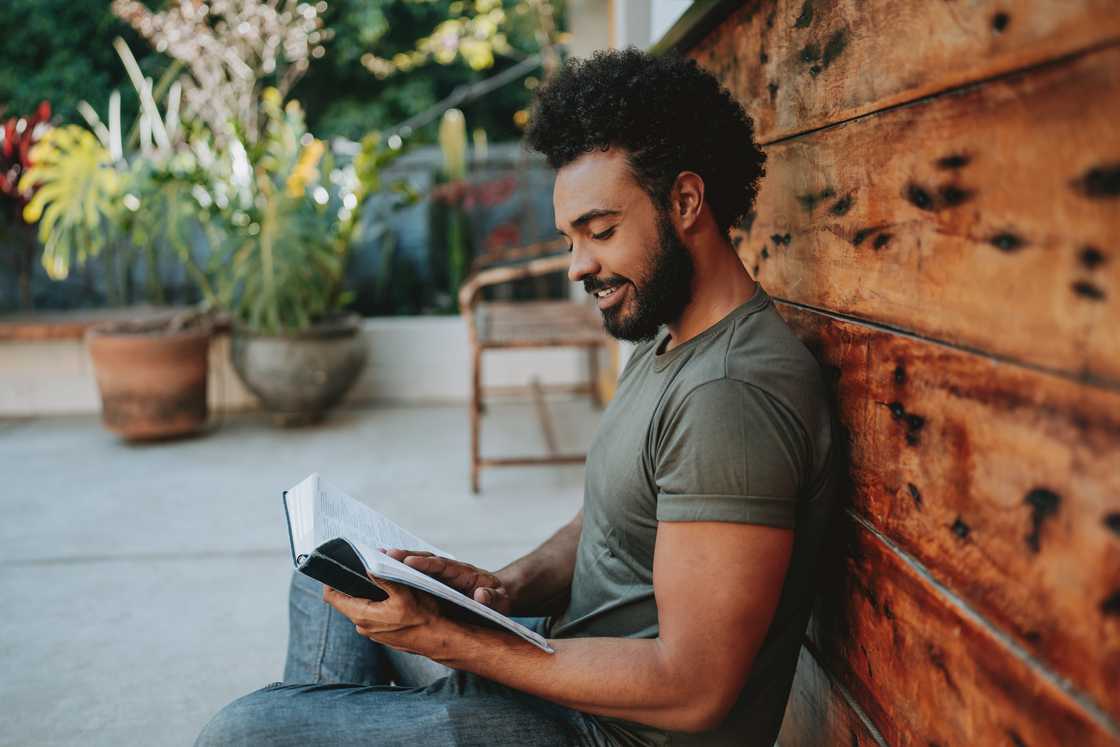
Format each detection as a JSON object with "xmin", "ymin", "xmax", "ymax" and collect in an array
[{"xmin": 592, "ymin": 227, "xmax": 615, "ymax": 241}]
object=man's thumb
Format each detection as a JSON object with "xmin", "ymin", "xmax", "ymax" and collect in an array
[{"xmin": 474, "ymin": 587, "xmax": 493, "ymax": 606}]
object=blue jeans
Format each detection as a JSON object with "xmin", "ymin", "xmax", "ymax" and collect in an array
[{"xmin": 194, "ymin": 572, "xmax": 614, "ymax": 746}]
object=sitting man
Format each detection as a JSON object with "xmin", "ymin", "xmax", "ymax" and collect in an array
[{"xmin": 197, "ymin": 48, "xmax": 837, "ymax": 747}]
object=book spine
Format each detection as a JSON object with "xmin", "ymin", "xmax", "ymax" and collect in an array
[{"xmin": 282, "ymin": 490, "xmax": 299, "ymax": 567}]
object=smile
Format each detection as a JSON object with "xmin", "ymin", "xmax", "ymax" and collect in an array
[{"xmin": 594, "ymin": 283, "xmax": 628, "ymax": 310}]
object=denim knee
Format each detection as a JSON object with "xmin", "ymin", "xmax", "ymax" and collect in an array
[{"xmin": 194, "ymin": 684, "xmax": 287, "ymax": 747}]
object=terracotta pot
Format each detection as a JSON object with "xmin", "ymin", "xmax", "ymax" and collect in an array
[
  {"xmin": 85, "ymin": 321, "xmax": 212, "ymax": 440},
  {"xmin": 230, "ymin": 314, "xmax": 367, "ymax": 426}
]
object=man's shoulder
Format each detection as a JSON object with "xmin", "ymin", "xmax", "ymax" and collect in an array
[
  {"xmin": 661, "ymin": 301, "xmax": 831, "ymax": 459},
  {"xmin": 669, "ymin": 301, "xmax": 825, "ymax": 411},
  {"xmin": 724, "ymin": 302, "xmax": 826, "ymax": 401}
]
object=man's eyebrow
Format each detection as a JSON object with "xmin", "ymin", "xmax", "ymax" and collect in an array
[{"xmin": 556, "ymin": 208, "xmax": 622, "ymax": 235}]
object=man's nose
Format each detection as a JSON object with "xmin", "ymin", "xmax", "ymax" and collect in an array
[{"xmin": 567, "ymin": 242, "xmax": 601, "ymax": 284}]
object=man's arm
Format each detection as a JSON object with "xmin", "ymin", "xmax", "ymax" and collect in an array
[
  {"xmin": 329, "ymin": 518, "xmax": 792, "ymax": 733},
  {"xmin": 442, "ymin": 520, "xmax": 792, "ymax": 732},
  {"xmin": 496, "ymin": 510, "xmax": 582, "ymax": 616}
]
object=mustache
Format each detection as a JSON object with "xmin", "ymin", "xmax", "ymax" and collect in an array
[{"xmin": 583, "ymin": 276, "xmax": 628, "ymax": 295}]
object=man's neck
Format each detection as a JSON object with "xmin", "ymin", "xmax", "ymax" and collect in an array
[{"xmin": 663, "ymin": 244, "xmax": 757, "ymax": 353}]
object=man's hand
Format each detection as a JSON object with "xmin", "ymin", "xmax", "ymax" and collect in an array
[
  {"xmin": 323, "ymin": 576, "xmax": 447, "ymax": 656},
  {"xmin": 385, "ymin": 549, "xmax": 512, "ymax": 614}
]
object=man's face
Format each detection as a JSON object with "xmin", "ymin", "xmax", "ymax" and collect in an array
[{"xmin": 554, "ymin": 149, "xmax": 694, "ymax": 342}]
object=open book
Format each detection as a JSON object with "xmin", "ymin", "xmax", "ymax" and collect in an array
[{"xmin": 283, "ymin": 473, "xmax": 553, "ymax": 653}]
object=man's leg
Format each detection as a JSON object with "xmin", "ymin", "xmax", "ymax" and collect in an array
[
  {"xmin": 285, "ymin": 570, "xmax": 455, "ymax": 686},
  {"xmin": 195, "ymin": 672, "xmax": 612, "ymax": 747},
  {"xmin": 200, "ymin": 573, "xmax": 607, "ymax": 745},
  {"xmin": 284, "ymin": 570, "xmax": 396, "ymax": 685}
]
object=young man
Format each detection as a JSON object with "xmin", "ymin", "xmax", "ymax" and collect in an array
[{"xmin": 197, "ymin": 48, "xmax": 837, "ymax": 746}]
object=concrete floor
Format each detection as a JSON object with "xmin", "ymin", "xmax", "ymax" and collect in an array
[{"xmin": 0, "ymin": 398, "xmax": 597, "ymax": 746}]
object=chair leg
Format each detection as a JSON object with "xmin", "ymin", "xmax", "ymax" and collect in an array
[
  {"xmin": 470, "ymin": 347, "xmax": 482, "ymax": 494},
  {"xmin": 587, "ymin": 347, "xmax": 603, "ymax": 409}
]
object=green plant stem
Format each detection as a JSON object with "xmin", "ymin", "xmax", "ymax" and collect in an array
[
  {"xmin": 261, "ymin": 198, "xmax": 278, "ymax": 332},
  {"xmin": 107, "ymin": 237, "xmax": 126, "ymax": 306},
  {"xmin": 448, "ymin": 208, "xmax": 467, "ymax": 296},
  {"xmin": 202, "ymin": 221, "xmax": 234, "ymax": 310},
  {"xmin": 144, "ymin": 242, "xmax": 166, "ymax": 304},
  {"xmin": 171, "ymin": 232, "xmax": 217, "ymax": 307}
]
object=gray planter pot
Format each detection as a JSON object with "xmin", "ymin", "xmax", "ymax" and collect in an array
[{"xmin": 230, "ymin": 314, "xmax": 368, "ymax": 426}]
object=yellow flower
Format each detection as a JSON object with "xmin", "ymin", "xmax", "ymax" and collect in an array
[
  {"xmin": 439, "ymin": 109, "xmax": 467, "ymax": 180},
  {"xmin": 286, "ymin": 138, "xmax": 325, "ymax": 198},
  {"xmin": 460, "ymin": 38, "xmax": 494, "ymax": 70},
  {"xmin": 262, "ymin": 87, "xmax": 282, "ymax": 108}
]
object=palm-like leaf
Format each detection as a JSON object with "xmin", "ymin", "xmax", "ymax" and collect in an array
[{"xmin": 19, "ymin": 126, "xmax": 122, "ymax": 279}]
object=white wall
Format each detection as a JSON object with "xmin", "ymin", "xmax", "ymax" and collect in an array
[
  {"xmin": 567, "ymin": 0, "xmax": 612, "ymax": 58},
  {"xmin": 0, "ymin": 316, "xmax": 596, "ymax": 417},
  {"xmin": 350, "ymin": 316, "xmax": 593, "ymax": 404},
  {"xmin": 610, "ymin": 0, "xmax": 692, "ymax": 49},
  {"xmin": 650, "ymin": 0, "xmax": 693, "ymax": 44},
  {"xmin": 2, "ymin": 340, "xmax": 103, "ymax": 416}
]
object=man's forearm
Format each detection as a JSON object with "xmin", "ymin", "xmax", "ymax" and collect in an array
[
  {"xmin": 496, "ymin": 510, "xmax": 582, "ymax": 616},
  {"xmin": 429, "ymin": 622, "xmax": 723, "ymax": 733}
]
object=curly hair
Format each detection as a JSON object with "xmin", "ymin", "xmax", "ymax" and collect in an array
[{"xmin": 525, "ymin": 47, "xmax": 765, "ymax": 236}]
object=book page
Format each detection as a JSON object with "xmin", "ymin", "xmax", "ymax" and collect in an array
[
  {"xmin": 284, "ymin": 477, "xmax": 317, "ymax": 562},
  {"xmin": 313, "ymin": 476, "xmax": 452, "ymax": 561}
]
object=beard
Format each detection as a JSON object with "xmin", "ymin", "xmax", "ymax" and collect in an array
[{"xmin": 585, "ymin": 210, "xmax": 695, "ymax": 343}]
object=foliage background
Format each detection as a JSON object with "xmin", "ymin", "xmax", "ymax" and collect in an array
[
  {"xmin": 0, "ymin": 0, "xmax": 562, "ymax": 313},
  {"xmin": 0, "ymin": 0, "xmax": 168, "ymax": 130},
  {"xmin": 0, "ymin": 0, "xmax": 549, "ymax": 142}
]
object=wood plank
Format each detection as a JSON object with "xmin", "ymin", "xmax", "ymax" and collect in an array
[
  {"xmin": 737, "ymin": 46, "xmax": 1120, "ymax": 383},
  {"xmin": 778, "ymin": 303, "xmax": 1120, "ymax": 721},
  {"xmin": 810, "ymin": 519, "xmax": 1118, "ymax": 746},
  {"xmin": 477, "ymin": 300, "xmax": 608, "ymax": 348},
  {"xmin": 777, "ymin": 644, "xmax": 885, "ymax": 747},
  {"xmin": 688, "ymin": 0, "xmax": 1120, "ymax": 143}
]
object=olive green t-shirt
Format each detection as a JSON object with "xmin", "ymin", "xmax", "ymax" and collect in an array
[{"xmin": 550, "ymin": 286, "xmax": 838, "ymax": 746}]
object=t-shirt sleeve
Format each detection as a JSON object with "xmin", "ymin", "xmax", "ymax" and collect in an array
[{"xmin": 654, "ymin": 378, "xmax": 809, "ymax": 529}]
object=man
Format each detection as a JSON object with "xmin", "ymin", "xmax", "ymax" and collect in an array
[{"xmin": 197, "ymin": 48, "xmax": 837, "ymax": 746}]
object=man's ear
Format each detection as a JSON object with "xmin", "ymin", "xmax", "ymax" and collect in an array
[{"xmin": 672, "ymin": 171, "xmax": 706, "ymax": 232}]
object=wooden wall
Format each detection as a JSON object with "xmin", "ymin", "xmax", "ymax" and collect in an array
[{"xmin": 680, "ymin": 2, "xmax": 1120, "ymax": 744}]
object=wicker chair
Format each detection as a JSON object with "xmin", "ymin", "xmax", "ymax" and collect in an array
[{"xmin": 458, "ymin": 238, "xmax": 611, "ymax": 493}]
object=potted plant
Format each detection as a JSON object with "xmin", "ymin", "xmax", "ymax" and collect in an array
[
  {"xmin": 205, "ymin": 91, "xmax": 405, "ymax": 425},
  {"xmin": 18, "ymin": 41, "xmax": 220, "ymax": 441},
  {"xmin": 20, "ymin": 122, "xmax": 216, "ymax": 440},
  {"xmin": 111, "ymin": 0, "xmax": 382, "ymax": 425}
]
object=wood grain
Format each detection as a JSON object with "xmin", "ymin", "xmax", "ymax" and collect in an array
[
  {"xmin": 736, "ymin": 46, "xmax": 1120, "ymax": 383},
  {"xmin": 686, "ymin": 0, "xmax": 1120, "ymax": 739},
  {"xmin": 777, "ymin": 644, "xmax": 885, "ymax": 747},
  {"xmin": 779, "ymin": 303, "xmax": 1120, "ymax": 720},
  {"xmin": 689, "ymin": 0, "xmax": 1120, "ymax": 143},
  {"xmin": 811, "ymin": 518, "xmax": 1118, "ymax": 746}
]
